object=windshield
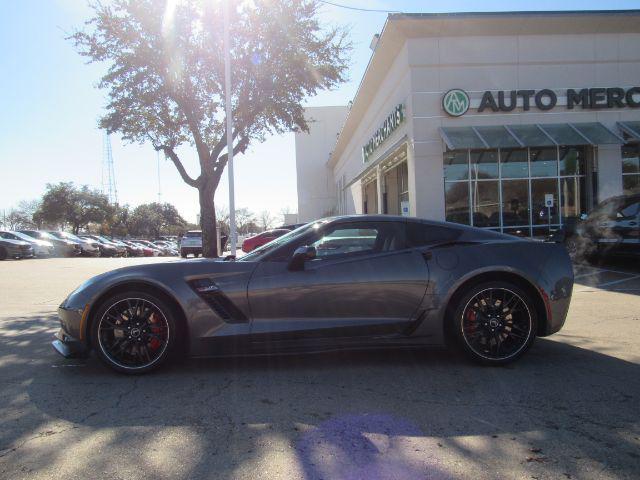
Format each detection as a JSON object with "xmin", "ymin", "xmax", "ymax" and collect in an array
[
  {"xmin": 58, "ymin": 232, "xmax": 83, "ymax": 242},
  {"xmin": 34, "ymin": 231, "xmax": 55, "ymax": 240},
  {"xmin": 239, "ymin": 221, "xmax": 322, "ymax": 261},
  {"xmin": 11, "ymin": 232, "xmax": 37, "ymax": 242}
]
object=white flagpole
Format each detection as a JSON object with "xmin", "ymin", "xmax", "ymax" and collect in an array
[{"xmin": 223, "ymin": 0, "xmax": 236, "ymax": 256}]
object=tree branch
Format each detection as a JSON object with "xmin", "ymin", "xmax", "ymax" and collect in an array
[
  {"xmin": 210, "ymin": 136, "xmax": 250, "ymax": 189},
  {"xmin": 160, "ymin": 146, "xmax": 199, "ymax": 188}
]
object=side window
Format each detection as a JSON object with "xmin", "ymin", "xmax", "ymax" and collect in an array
[
  {"xmin": 405, "ymin": 222, "xmax": 461, "ymax": 248},
  {"xmin": 310, "ymin": 222, "xmax": 404, "ymax": 260},
  {"xmin": 617, "ymin": 201, "xmax": 639, "ymax": 219}
]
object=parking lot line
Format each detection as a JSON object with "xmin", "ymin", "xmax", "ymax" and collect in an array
[
  {"xmin": 574, "ymin": 270, "xmax": 606, "ymax": 279},
  {"xmin": 573, "ymin": 266, "xmax": 637, "ymax": 278},
  {"xmin": 595, "ymin": 274, "xmax": 640, "ymax": 288}
]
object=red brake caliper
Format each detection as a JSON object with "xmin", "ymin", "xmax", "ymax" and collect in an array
[
  {"xmin": 466, "ymin": 308, "xmax": 477, "ymax": 332},
  {"xmin": 148, "ymin": 312, "xmax": 162, "ymax": 350}
]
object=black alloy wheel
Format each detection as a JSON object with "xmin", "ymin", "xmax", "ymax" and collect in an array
[
  {"xmin": 453, "ymin": 281, "xmax": 537, "ymax": 365},
  {"xmin": 91, "ymin": 291, "xmax": 176, "ymax": 374}
]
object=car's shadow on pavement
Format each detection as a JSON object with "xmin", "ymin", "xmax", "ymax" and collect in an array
[{"xmin": 1, "ymin": 313, "xmax": 639, "ymax": 479}]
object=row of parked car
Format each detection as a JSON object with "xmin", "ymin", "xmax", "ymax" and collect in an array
[
  {"xmin": 0, "ymin": 230, "xmax": 179, "ymax": 260},
  {"xmin": 178, "ymin": 224, "xmax": 306, "ymax": 257}
]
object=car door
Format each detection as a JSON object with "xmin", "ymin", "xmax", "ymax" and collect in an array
[
  {"xmin": 591, "ymin": 197, "xmax": 640, "ymax": 255},
  {"xmin": 246, "ymin": 220, "xmax": 429, "ymax": 341},
  {"xmin": 613, "ymin": 198, "xmax": 640, "ymax": 255}
]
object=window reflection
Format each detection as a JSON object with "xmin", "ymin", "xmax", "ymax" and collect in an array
[
  {"xmin": 470, "ymin": 150, "xmax": 498, "ymax": 180},
  {"xmin": 531, "ymin": 178, "xmax": 559, "ymax": 225},
  {"xmin": 501, "ymin": 149, "xmax": 528, "ymax": 178},
  {"xmin": 559, "ymin": 147, "xmax": 585, "ymax": 176},
  {"xmin": 471, "ymin": 180, "xmax": 499, "ymax": 227},
  {"xmin": 622, "ymin": 144, "xmax": 640, "ymax": 194},
  {"xmin": 560, "ymin": 177, "xmax": 586, "ymax": 220},
  {"xmin": 530, "ymin": 147, "xmax": 558, "ymax": 177},
  {"xmin": 622, "ymin": 144, "xmax": 640, "ymax": 174},
  {"xmin": 443, "ymin": 144, "xmax": 586, "ymax": 234},
  {"xmin": 445, "ymin": 181, "xmax": 470, "ymax": 225},
  {"xmin": 502, "ymin": 180, "xmax": 530, "ymax": 226},
  {"xmin": 444, "ymin": 151, "xmax": 469, "ymax": 181}
]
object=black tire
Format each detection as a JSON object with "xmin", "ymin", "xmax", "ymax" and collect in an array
[
  {"xmin": 0, "ymin": 247, "xmax": 6, "ymax": 261},
  {"xmin": 90, "ymin": 291, "xmax": 177, "ymax": 374},
  {"xmin": 451, "ymin": 281, "xmax": 537, "ymax": 366}
]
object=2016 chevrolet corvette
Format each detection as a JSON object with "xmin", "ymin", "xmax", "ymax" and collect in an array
[{"xmin": 53, "ymin": 216, "xmax": 574, "ymax": 374}]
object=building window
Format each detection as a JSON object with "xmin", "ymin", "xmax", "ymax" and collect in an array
[
  {"xmin": 622, "ymin": 144, "xmax": 640, "ymax": 195},
  {"xmin": 471, "ymin": 150, "xmax": 499, "ymax": 180},
  {"xmin": 530, "ymin": 147, "xmax": 558, "ymax": 177},
  {"xmin": 443, "ymin": 145, "xmax": 588, "ymax": 236},
  {"xmin": 502, "ymin": 179, "xmax": 530, "ymax": 227},
  {"xmin": 444, "ymin": 150, "xmax": 469, "ymax": 181},
  {"xmin": 445, "ymin": 179, "xmax": 471, "ymax": 225},
  {"xmin": 362, "ymin": 179, "xmax": 377, "ymax": 214},
  {"xmin": 531, "ymin": 178, "xmax": 559, "ymax": 225},
  {"xmin": 501, "ymin": 149, "xmax": 528, "ymax": 179}
]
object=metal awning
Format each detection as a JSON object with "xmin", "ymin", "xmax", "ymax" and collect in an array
[
  {"xmin": 618, "ymin": 121, "xmax": 640, "ymax": 141},
  {"xmin": 440, "ymin": 122, "xmax": 624, "ymax": 150}
]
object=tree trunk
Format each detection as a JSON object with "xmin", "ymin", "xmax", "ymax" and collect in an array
[{"xmin": 199, "ymin": 182, "xmax": 218, "ymax": 258}]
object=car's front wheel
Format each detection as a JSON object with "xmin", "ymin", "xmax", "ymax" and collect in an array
[
  {"xmin": 452, "ymin": 281, "xmax": 537, "ymax": 365},
  {"xmin": 0, "ymin": 247, "xmax": 6, "ymax": 261},
  {"xmin": 91, "ymin": 291, "xmax": 177, "ymax": 374}
]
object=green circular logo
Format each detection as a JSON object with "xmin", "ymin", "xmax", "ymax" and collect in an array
[{"xmin": 443, "ymin": 89, "xmax": 470, "ymax": 117}]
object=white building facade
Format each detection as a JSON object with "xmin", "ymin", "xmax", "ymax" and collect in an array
[{"xmin": 295, "ymin": 11, "xmax": 640, "ymax": 236}]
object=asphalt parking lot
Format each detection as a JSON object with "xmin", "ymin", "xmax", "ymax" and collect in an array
[{"xmin": 0, "ymin": 257, "xmax": 638, "ymax": 480}]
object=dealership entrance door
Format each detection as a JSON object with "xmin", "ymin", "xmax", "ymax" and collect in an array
[{"xmin": 361, "ymin": 144, "xmax": 409, "ymax": 216}]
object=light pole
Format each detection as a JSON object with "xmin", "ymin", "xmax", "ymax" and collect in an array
[{"xmin": 223, "ymin": 0, "xmax": 236, "ymax": 256}]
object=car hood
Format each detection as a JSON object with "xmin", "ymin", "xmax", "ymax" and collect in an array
[{"xmin": 62, "ymin": 258, "xmax": 258, "ymax": 310}]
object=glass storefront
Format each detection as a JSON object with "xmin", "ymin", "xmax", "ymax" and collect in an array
[
  {"xmin": 622, "ymin": 143, "xmax": 640, "ymax": 195},
  {"xmin": 444, "ymin": 146, "xmax": 588, "ymax": 236}
]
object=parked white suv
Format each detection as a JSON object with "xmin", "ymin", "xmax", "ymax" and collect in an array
[{"xmin": 180, "ymin": 230, "xmax": 202, "ymax": 258}]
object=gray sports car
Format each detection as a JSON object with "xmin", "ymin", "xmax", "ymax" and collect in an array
[{"xmin": 53, "ymin": 215, "xmax": 574, "ymax": 374}]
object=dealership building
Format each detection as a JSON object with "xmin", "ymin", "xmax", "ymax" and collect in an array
[{"xmin": 295, "ymin": 10, "xmax": 640, "ymax": 236}]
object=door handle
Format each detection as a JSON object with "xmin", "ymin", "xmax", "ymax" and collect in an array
[
  {"xmin": 629, "ymin": 222, "xmax": 637, "ymax": 226},
  {"xmin": 421, "ymin": 251, "xmax": 432, "ymax": 262}
]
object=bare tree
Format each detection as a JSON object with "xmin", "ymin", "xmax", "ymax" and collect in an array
[{"xmin": 258, "ymin": 210, "xmax": 276, "ymax": 231}]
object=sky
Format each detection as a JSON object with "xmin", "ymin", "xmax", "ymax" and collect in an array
[{"xmin": 2, "ymin": 0, "xmax": 640, "ymax": 224}]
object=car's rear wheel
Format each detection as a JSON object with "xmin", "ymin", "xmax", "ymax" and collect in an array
[
  {"xmin": 91, "ymin": 291, "xmax": 176, "ymax": 374},
  {"xmin": 452, "ymin": 281, "xmax": 537, "ymax": 365}
]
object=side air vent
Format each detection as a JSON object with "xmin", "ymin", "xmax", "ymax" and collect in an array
[{"xmin": 188, "ymin": 278, "xmax": 248, "ymax": 323}]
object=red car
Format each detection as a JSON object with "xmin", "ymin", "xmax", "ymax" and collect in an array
[{"xmin": 241, "ymin": 229, "xmax": 290, "ymax": 253}]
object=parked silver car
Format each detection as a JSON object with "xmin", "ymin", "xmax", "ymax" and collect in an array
[
  {"xmin": 0, "ymin": 231, "xmax": 54, "ymax": 256},
  {"xmin": 0, "ymin": 237, "xmax": 34, "ymax": 260},
  {"xmin": 19, "ymin": 230, "xmax": 81, "ymax": 257},
  {"xmin": 49, "ymin": 232, "xmax": 101, "ymax": 257}
]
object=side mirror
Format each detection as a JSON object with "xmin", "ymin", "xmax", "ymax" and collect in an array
[{"xmin": 288, "ymin": 245, "xmax": 316, "ymax": 271}]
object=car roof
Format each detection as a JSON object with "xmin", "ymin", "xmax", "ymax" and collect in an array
[{"xmin": 318, "ymin": 214, "xmax": 458, "ymax": 228}]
